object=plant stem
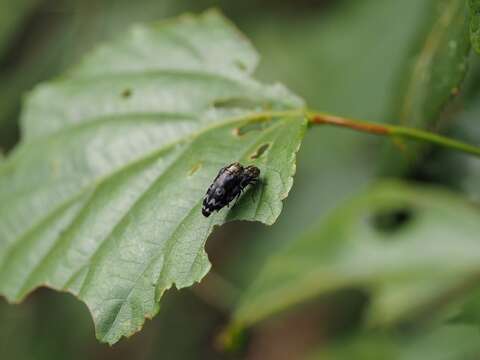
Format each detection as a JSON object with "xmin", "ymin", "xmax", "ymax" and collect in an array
[{"xmin": 306, "ymin": 111, "xmax": 480, "ymax": 157}]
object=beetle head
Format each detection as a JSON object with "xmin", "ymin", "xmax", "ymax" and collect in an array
[{"xmin": 244, "ymin": 165, "xmax": 260, "ymax": 180}]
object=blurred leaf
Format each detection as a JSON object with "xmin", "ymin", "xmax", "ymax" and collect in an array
[
  {"xmin": 383, "ymin": 0, "xmax": 471, "ymax": 173},
  {"xmin": 0, "ymin": 0, "xmax": 40, "ymax": 58},
  {"xmin": 398, "ymin": 0, "xmax": 470, "ymax": 129},
  {"xmin": 232, "ymin": 181, "xmax": 480, "ymax": 331},
  {"xmin": 469, "ymin": 0, "xmax": 480, "ymax": 53},
  {"xmin": 416, "ymin": 75, "xmax": 480, "ymax": 206},
  {"xmin": 451, "ymin": 288, "xmax": 480, "ymax": 327},
  {"xmin": 0, "ymin": 10, "xmax": 307, "ymax": 344},
  {"xmin": 310, "ymin": 325, "xmax": 480, "ymax": 360}
]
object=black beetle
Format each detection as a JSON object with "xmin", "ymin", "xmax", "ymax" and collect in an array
[{"xmin": 202, "ymin": 162, "xmax": 260, "ymax": 217}]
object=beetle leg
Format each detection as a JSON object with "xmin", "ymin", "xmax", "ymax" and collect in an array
[
  {"xmin": 233, "ymin": 189, "xmax": 243, "ymax": 205},
  {"xmin": 226, "ymin": 187, "xmax": 242, "ymax": 208}
]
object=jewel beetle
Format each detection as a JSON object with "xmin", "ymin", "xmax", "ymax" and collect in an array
[{"xmin": 202, "ymin": 162, "xmax": 260, "ymax": 217}]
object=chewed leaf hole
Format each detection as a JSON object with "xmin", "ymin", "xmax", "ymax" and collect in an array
[
  {"xmin": 188, "ymin": 162, "xmax": 202, "ymax": 176},
  {"xmin": 371, "ymin": 207, "xmax": 414, "ymax": 235},
  {"xmin": 121, "ymin": 89, "xmax": 133, "ymax": 98},
  {"xmin": 233, "ymin": 119, "xmax": 272, "ymax": 137},
  {"xmin": 250, "ymin": 143, "xmax": 271, "ymax": 160}
]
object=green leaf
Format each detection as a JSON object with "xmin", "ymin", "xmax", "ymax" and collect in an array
[
  {"xmin": 469, "ymin": 0, "xmax": 480, "ymax": 53},
  {"xmin": 0, "ymin": 10, "xmax": 307, "ymax": 344},
  {"xmin": 383, "ymin": 0, "xmax": 471, "ymax": 174},
  {"xmin": 451, "ymin": 288, "xmax": 480, "ymax": 327},
  {"xmin": 232, "ymin": 181, "xmax": 480, "ymax": 331},
  {"xmin": 398, "ymin": 0, "xmax": 470, "ymax": 129}
]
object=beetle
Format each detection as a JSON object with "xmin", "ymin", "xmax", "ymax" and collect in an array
[{"xmin": 202, "ymin": 162, "xmax": 260, "ymax": 217}]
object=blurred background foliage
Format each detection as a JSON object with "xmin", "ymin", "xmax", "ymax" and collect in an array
[{"xmin": 1, "ymin": 0, "xmax": 480, "ymax": 359}]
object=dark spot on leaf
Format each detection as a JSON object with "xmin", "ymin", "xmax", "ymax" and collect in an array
[
  {"xmin": 371, "ymin": 207, "xmax": 414, "ymax": 235},
  {"xmin": 121, "ymin": 89, "xmax": 132, "ymax": 98},
  {"xmin": 213, "ymin": 97, "xmax": 262, "ymax": 110},
  {"xmin": 250, "ymin": 143, "xmax": 271, "ymax": 160},
  {"xmin": 233, "ymin": 119, "xmax": 272, "ymax": 137},
  {"xmin": 189, "ymin": 162, "xmax": 202, "ymax": 176},
  {"xmin": 234, "ymin": 59, "xmax": 248, "ymax": 71}
]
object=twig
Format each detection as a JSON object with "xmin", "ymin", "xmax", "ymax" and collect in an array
[{"xmin": 307, "ymin": 111, "xmax": 480, "ymax": 157}]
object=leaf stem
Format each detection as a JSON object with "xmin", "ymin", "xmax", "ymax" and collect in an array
[{"xmin": 306, "ymin": 111, "xmax": 480, "ymax": 157}]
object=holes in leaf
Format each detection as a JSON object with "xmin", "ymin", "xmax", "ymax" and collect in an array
[
  {"xmin": 188, "ymin": 162, "xmax": 202, "ymax": 176},
  {"xmin": 371, "ymin": 207, "xmax": 414, "ymax": 235},
  {"xmin": 121, "ymin": 89, "xmax": 133, "ymax": 98},
  {"xmin": 233, "ymin": 119, "xmax": 272, "ymax": 137},
  {"xmin": 250, "ymin": 143, "xmax": 271, "ymax": 160}
]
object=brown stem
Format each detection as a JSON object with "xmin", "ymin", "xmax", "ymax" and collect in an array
[
  {"xmin": 309, "ymin": 113, "xmax": 390, "ymax": 135},
  {"xmin": 307, "ymin": 111, "xmax": 480, "ymax": 157}
]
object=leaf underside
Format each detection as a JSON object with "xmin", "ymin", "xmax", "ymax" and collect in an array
[{"xmin": 0, "ymin": 10, "xmax": 306, "ymax": 344}]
